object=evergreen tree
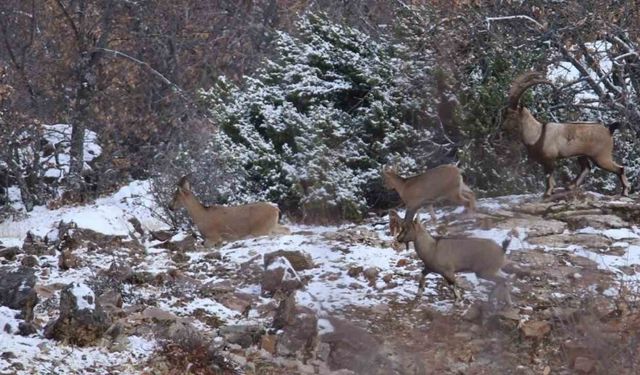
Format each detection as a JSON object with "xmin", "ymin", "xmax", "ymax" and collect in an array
[{"xmin": 201, "ymin": 14, "xmax": 435, "ymax": 222}]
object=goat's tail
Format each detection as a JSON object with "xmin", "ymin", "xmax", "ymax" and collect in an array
[
  {"xmin": 607, "ymin": 121, "xmax": 622, "ymax": 135},
  {"xmin": 501, "ymin": 238, "xmax": 511, "ymax": 253}
]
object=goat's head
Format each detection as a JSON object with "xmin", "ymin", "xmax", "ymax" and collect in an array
[
  {"xmin": 397, "ymin": 219, "xmax": 420, "ymax": 243},
  {"xmin": 381, "ymin": 164, "xmax": 398, "ymax": 189},
  {"xmin": 169, "ymin": 176, "xmax": 192, "ymax": 211}
]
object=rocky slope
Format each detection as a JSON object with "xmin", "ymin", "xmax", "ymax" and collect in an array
[{"xmin": 1, "ymin": 184, "xmax": 640, "ymax": 374}]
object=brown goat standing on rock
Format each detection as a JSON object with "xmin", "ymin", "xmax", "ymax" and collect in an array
[
  {"xmin": 503, "ymin": 72, "xmax": 630, "ymax": 197},
  {"xmin": 169, "ymin": 177, "xmax": 289, "ymax": 246},
  {"xmin": 382, "ymin": 164, "xmax": 476, "ymax": 224},
  {"xmin": 397, "ymin": 219, "xmax": 512, "ymax": 306}
]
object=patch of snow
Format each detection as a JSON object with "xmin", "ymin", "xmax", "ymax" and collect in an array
[
  {"xmin": 0, "ymin": 180, "xmax": 168, "ymax": 243},
  {"xmin": 317, "ymin": 318, "xmax": 334, "ymax": 335},
  {"xmin": 70, "ymin": 282, "xmax": 95, "ymax": 310},
  {"xmin": 577, "ymin": 226, "xmax": 640, "ymax": 240}
]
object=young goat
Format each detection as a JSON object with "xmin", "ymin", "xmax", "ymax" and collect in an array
[
  {"xmin": 503, "ymin": 72, "xmax": 630, "ymax": 197},
  {"xmin": 382, "ymin": 164, "xmax": 476, "ymax": 224},
  {"xmin": 169, "ymin": 176, "xmax": 289, "ymax": 246},
  {"xmin": 397, "ymin": 220, "xmax": 512, "ymax": 305}
]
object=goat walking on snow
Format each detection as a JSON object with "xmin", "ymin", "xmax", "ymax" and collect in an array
[
  {"xmin": 382, "ymin": 164, "xmax": 476, "ymax": 224},
  {"xmin": 397, "ymin": 219, "xmax": 512, "ymax": 306},
  {"xmin": 169, "ymin": 176, "xmax": 289, "ymax": 246}
]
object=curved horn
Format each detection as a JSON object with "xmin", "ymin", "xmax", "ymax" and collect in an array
[{"xmin": 507, "ymin": 72, "xmax": 554, "ymax": 109}]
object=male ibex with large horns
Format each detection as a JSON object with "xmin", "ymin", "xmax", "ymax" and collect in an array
[
  {"xmin": 169, "ymin": 176, "xmax": 289, "ymax": 246},
  {"xmin": 503, "ymin": 72, "xmax": 630, "ymax": 197}
]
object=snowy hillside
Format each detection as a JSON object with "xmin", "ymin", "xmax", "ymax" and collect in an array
[{"xmin": 1, "ymin": 182, "xmax": 640, "ymax": 374}]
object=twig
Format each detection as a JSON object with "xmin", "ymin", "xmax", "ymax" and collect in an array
[{"xmin": 485, "ymin": 15, "xmax": 545, "ymax": 31}]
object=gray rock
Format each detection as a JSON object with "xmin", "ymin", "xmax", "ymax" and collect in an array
[
  {"xmin": 44, "ymin": 282, "xmax": 110, "ymax": 346},
  {"xmin": 362, "ymin": 267, "xmax": 380, "ymax": 284},
  {"xmin": 128, "ymin": 217, "xmax": 144, "ymax": 237},
  {"xmin": 22, "ymin": 231, "xmax": 52, "ymax": 256},
  {"xmin": 153, "ymin": 234, "xmax": 198, "ymax": 253},
  {"xmin": 150, "ymin": 229, "xmax": 175, "ymax": 242},
  {"xmin": 20, "ymin": 255, "xmax": 38, "ymax": 268},
  {"xmin": 528, "ymin": 233, "xmax": 612, "ymax": 249},
  {"xmin": 219, "ymin": 324, "xmax": 264, "ymax": 348},
  {"xmin": 217, "ymin": 292, "xmax": 253, "ymax": 314},
  {"xmin": 0, "ymin": 247, "xmax": 21, "ymax": 261},
  {"xmin": 495, "ymin": 217, "xmax": 566, "ymax": 238},
  {"xmin": 276, "ymin": 307, "xmax": 318, "ymax": 359},
  {"xmin": 561, "ymin": 214, "xmax": 629, "ymax": 230},
  {"xmin": 321, "ymin": 318, "xmax": 392, "ymax": 374},
  {"xmin": 272, "ymin": 293, "xmax": 297, "ymax": 330},
  {"xmin": 58, "ymin": 249, "xmax": 80, "ymax": 270},
  {"xmin": 0, "ymin": 266, "xmax": 38, "ymax": 321},
  {"xmin": 264, "ymin": 250, "xmax": 315, "ymax": 271},
  {"xmin": 261, "ymin": 257, "xmax": 303, "ymax": 296}
]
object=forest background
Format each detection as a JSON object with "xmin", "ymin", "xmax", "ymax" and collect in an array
[{"xmin": 1, "ymin": 0, "xmax": 639, "ymax": 224}]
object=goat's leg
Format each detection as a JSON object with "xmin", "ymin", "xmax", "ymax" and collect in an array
[
  {"xmin": 463, "ymin": 191, "xmax": 477, "ymax": 213},
  {"xmin": 428, "ymin": 205, "xmax": 437, "ymax": 222},
  {"xmin": 404, "ymin": 207, "xmax": 418, "ymax": 224},
  {"xmin": 442, "ymin": 272, "xmax": 462, "ymax": 302},
  {"xmin": 568, "ymin": 156, "xmax": 591, "ymax": 190},
  {"xmin": 542, "ymin": 163, "xmax": 556, "ymax": 197},
  {"xmin": 460, "ymin": 182, "xmax": 476, "ymax": 213},
  {"xmin": 417, "ymin": 266, "xmax": 430, "ymax": 294},
  {"xmin": 593, "ymin": 156, "xmax": 631, "ymax": 196},
  {"xmin": 480, "ymin": 273, "xmax": 512, "ymax": 307}
]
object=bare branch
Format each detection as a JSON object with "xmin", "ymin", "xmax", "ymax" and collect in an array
[
  {"xmin": 94, "ymin": 47, "xmax": 202, "ymax": 114},
  {"xmin": 52, "ymin": 0, "xmax": 80, "ymax": 41},
  {"xmin": 548, "ymin": 103, "xmax": 612, "ymax": 112},
  {"xmin": 614, "ymin": 52, "xmax": 638, "ymax": 61},
  {"xmin": 578, "ymin": 42, "xmax": 621, "ymax": 95},
  {"xmin": 485, "ymin": 15, "xmax": 545, "ymax": 31}
]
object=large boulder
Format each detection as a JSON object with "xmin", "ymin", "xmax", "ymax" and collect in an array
[
  {"xmin": 44, "ymin": 282, "xmax": 110, "ymax": 346},
  {"xmin": 22, "ymin": 231, "xmax": 53, "ymax": 256},
  {"xmin": 276, "ymin": 307, "xmax": 318, "ymax": 359},
  {"xmin": 321, "ymin": 318, "xmax": 392, "ymax": 374},
  {"xmin": 261, "ymin": 256, "xmax": 303, "ymax": 296},
  {"xmin": 0, "ymin": 266, "xmax": 38, "ymax": 321},
  {"xmin": 272, "ymin": 293, "xmax": 318, "ymax": 360}
]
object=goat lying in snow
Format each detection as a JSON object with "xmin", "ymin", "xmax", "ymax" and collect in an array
[
  {"xmin": 382, "ymin": 164, "xmax": 476, "ymax": 224},
  {"xmin": 503, "ymin": 71, "xmax": 631, "ymax": 197},
  {"xmin": 169, "ymin": 176, "xmax": 289, "ymax": 246},
  {"xmin": 397, "ymin": 219, "xmax": 512, "ymax": 306}
]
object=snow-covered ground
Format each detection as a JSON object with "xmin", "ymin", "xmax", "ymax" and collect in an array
[{"xmin": 1, "ymin": 181, "xmax": 639, "ymax": 374}]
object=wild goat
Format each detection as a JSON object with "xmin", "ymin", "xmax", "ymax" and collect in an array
[
  {"xmin": 169, "ymin": 176, "xmax": 289, "ymax": 246},
  {"xmin": 397, "ymin": 219, "xmax": 512, "ymax": 305},
  {"xmin": 504, "ymin": 72, "xmax": 630, "ymax": 197},
  {"xmin": 382, "ymin": 164, "xmax": 476, "ymax": 224}
]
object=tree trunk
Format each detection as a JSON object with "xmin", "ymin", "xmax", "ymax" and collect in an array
[{"xmin": 67, "ymin": 54, "xmax": 93, "ymax": 189}]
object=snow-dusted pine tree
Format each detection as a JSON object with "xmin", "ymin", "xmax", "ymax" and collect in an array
[{"xmin": 201, "ymin": 14, "xmax": 435, "ymax": 222}]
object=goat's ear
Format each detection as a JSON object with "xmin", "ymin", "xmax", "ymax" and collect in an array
[{"xmin": 177, "ymin": 176, "xmax": 191, "ymax": 190}]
